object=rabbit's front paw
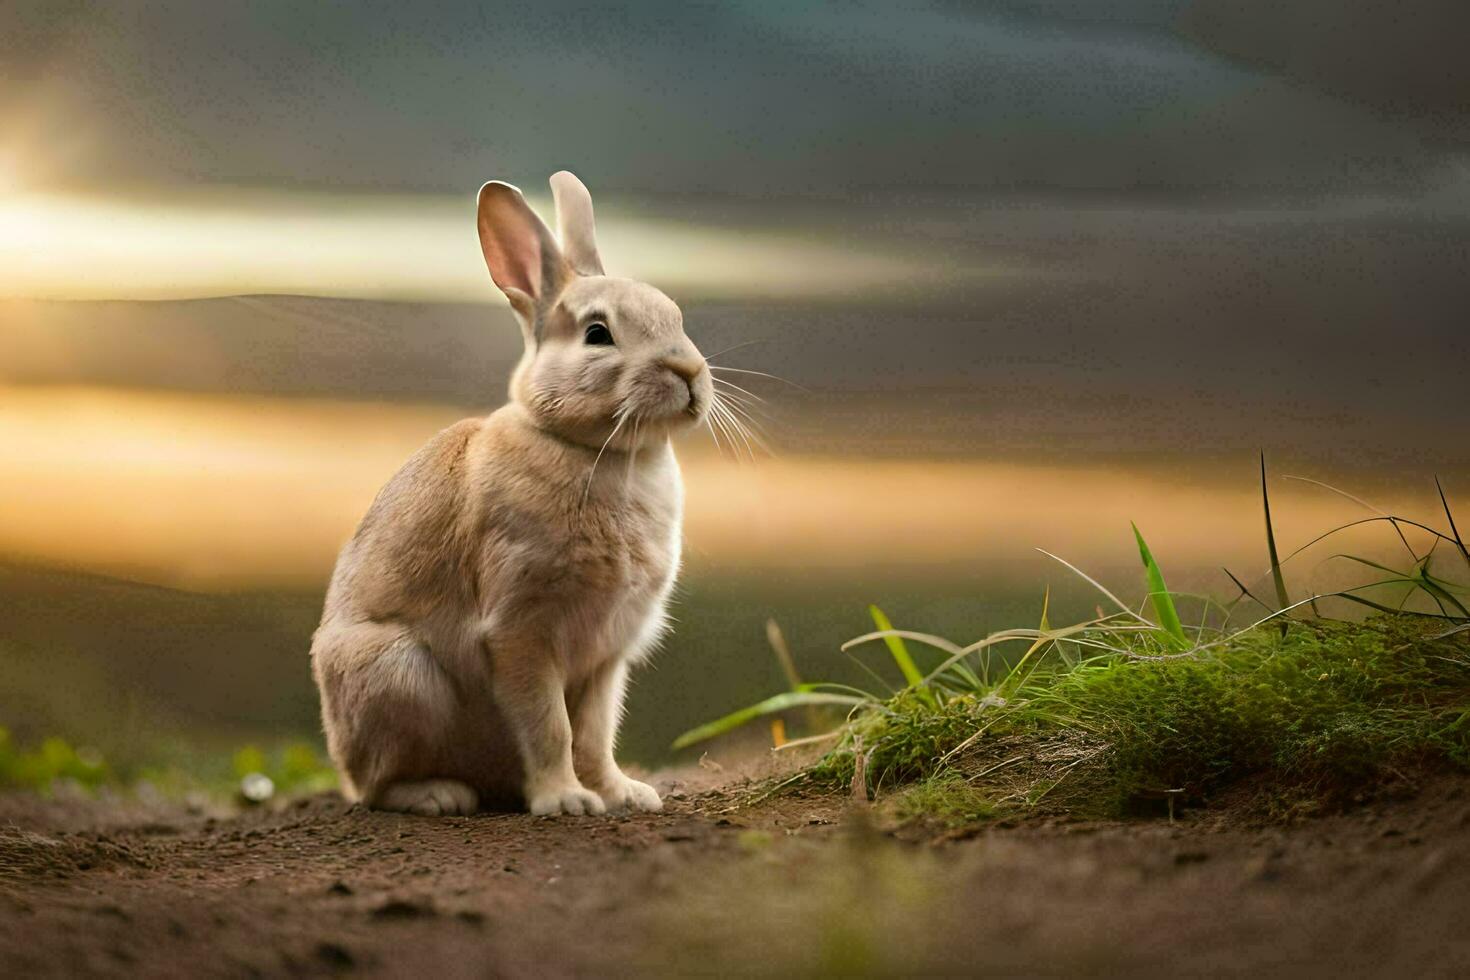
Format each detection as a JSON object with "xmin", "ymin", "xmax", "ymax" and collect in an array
[
  {"xmin": 595, "ymin": 774, "xmax": 663, "ymax": 813},
  {"xmin": 527, "ymin": 781, "xmax": 607, "ymax": 816}
]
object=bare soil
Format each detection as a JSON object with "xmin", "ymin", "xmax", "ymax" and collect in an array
[{"xmin": 3, "ymin": 766, "xmax": 1469, "ymax": 978}]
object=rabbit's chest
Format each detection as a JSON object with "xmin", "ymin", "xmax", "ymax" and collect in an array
[
  {"xmin": 560, "ymin": 498, "xmax": 681, "ymax": 663},
  {"xmin": 476, "ymin": 466, "xmax": 683, "ymax": 665}
]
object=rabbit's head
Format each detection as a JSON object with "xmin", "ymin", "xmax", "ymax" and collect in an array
[{"xmin": 476, "ymin": 172, "xmax": 712, "ymax": 451}]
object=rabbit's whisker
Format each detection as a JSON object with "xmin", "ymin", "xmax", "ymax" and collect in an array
[
  {"xmin": 582, "ymin": 409, "xmax": 631, "ymax": 510},
  {"xmin": 700, "ymin": 400, "xmax": 729, "ymax": 459},
  {"xmin": 709, "ymin": 365, "xmax": 808, "ymax": 392},
  {"xmin": 726, "ymin": 410, "xmax": 761, "ymax": 462},
  {"xmin": 712, "ymin": 391, "xmax": 771, "ymax": 456},
  {"xmin": 704, "ymin": 414, "xmax": 733, "ymax": 461},
  {"xmin": 702, "ymin": 339, "xmax": 766, "ymax": 363},
  {"xmin": 708, "ymin": 401, "xmax": 737, "ymax": 459},
  {"xmin": 624, "ymin": 413, "xmax": 643, "ymax": 488},
  {"xmin": 727, "ymin": 411, "xmax": 771, "ymax": 456},
  {"xmin": 711, "ymin": 397, "xmax": 758, "ymax": 462},
  {"xmin": 725, "ymin": 408, "xmax": 769, "ymax": 459},
  {"xmin": 711, "ymin": 376, "xmax": 769, "ymax": 407},
  {"xmin": 708, "ymin": 397, "xmax": 745, "ymax": 462},
  {"xmin": 711, "ymin": 379, "xmax": 775, "ymax": 420}
]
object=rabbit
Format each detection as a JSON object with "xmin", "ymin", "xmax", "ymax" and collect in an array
[{"xmin": 310, "ymin": 171, "xmax": 712, "ymax": 816}]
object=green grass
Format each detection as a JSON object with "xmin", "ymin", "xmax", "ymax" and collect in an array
[
  {"xmin": 889, "ymin": 770, "xmax": 997, "ymax": 826},
  {"xmin": 1133, "ymin": 521, "xmax": 1186, "ymax": 649},
  {"xmin": 821, "ymin": 617, "xmax": 1469, "ymax": 819},
  {"xmin": 0, "ymin": 727, "xmax": 336, "ymax": 801},
  {"xmin": 0, "ymin": 728, "xmax": 110, "ymax": 792},
  {"xmin": 679, "ymin": 469, "xmax": 1470, "ymax": 821}
]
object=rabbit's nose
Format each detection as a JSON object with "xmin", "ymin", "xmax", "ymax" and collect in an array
[{"xmin": 659, "ymin": 351, "xmax": 706, "ymax": 383}]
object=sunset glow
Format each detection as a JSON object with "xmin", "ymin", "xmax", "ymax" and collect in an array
[
  {"xmin": 0, "ymin": 385, "xmax": 1430, "ymax": 593},
  {"xmin": 0, "ymin": 187, "xmax": 973, "ymax": 304}
]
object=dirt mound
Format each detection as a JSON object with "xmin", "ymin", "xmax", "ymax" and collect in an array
[{"xmin": 0, "ymin": 825, "xmax": 150, "ymax": 881}]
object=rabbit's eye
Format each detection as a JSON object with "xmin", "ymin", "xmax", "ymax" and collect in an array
[{"xmin": 584, "ymin": 322, "xmax": 615, "ymax": 346}]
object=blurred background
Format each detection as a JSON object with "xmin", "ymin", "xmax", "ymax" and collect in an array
[{"xmin": 2, "ymin": 1, "xmax": 1467, "ymax": 779}]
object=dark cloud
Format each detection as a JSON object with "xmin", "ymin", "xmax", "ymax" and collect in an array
[
  {"xmin": 1180, "ymin": 0, "xmax": 1470, "ymax": 144},
  {"xmin": 0, "ymin": 1, "xmax": 1452, "ymax": 196}
]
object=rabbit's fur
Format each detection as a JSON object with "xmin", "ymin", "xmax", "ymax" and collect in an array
[{"xmin": 311, "ymin": 172, "xmax": 711, "ymax": 816}]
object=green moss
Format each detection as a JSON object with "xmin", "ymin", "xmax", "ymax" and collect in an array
[
  {"xmin": 1062, "ymin": 619, "xmax": 1468, "ymax": 795},
  {"xmin": 814, "ymin": 689, "xmax": 986, "ymax": 790},
  {"xmin": 889, "ymin": 772, "xmax": 996, "ymax": 827},
  {"xmin": 813, "ymin": 617, "xmax": 1470, "ymax": 818}
]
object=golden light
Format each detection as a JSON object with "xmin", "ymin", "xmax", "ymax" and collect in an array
[
  {"xmin": 0, "ymin": 385, "xmax": 1413, "ymax": 592},
  {"xmin": 0, "ymin": 184, "xmax": 1003, "ymax": 304},
  {"xmin": 0, "ymin": 148, "xmax": 24, "ymax": 196}
]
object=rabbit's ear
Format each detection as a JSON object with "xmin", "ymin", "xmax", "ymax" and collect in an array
[
  {"xmin": 549, "ymin": 171, "xmax": 604, "ymax": 276},
  {"xmin": 476, "ymin": 180, "xmax": 569, "ymax": 323}
]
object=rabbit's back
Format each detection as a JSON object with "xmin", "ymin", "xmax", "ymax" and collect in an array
[{"xmin": 322, "ymin": 417, "xmax": 481, "ymax": 625}]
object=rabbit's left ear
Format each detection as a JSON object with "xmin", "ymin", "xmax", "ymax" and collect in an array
[
  {"xmin": 550, "ymin": 171, "xmax": 604, "ymax": 276},
  {"xmin": 477, "ymin": 179, "xmax": 568, "ymax": 326}
]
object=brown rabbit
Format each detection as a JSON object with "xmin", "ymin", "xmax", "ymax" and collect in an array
[{"xmin": 310, "ymin": 172, "xmax": 711, "ymax": 815}]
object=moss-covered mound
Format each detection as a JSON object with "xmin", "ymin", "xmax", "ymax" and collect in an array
[{"xmin": 814, "ymin": 617, "xmax": 1470, "ymax": 819}]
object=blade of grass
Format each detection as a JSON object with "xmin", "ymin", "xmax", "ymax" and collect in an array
[
  {"xmin": 1222, "ymin": 566, "xmax": 1273, "ymax": 615},
  {"xmin": 1008, "ymin": 588, "xmax": 1053, "ymax": 680},
  {"xmin": 1036, "ymin": 549, "xmax": 1146, "ymax": 622},
  {"xmin": 1438, "ymin": 476, "xmax": 1470, "ymax": 568},
  {"xmin": 1327, "ymin": 554, "xmax": 1470, "ymax": 619},
  {"xmin": 1261, "ymin": 454, "xmax": 1291, "ymax": 615},
  {"xmin": 993, "ymin": 589, "xmax": 1058, "ymax": 700},
  {"xmin": 772, "ymin": 730, "xmax": 842, "ymax": 752},
  {"xmin": 843, "ymin": 648, "xmax": 900, "ymax": 696},
  {"xmin": 1327, "ymin": 591, "xmax": 1448, "ymax": 619},
  {"xmin": 1278, "ymin": 515, "xmax": 1460, "ymax": 570},
  {"xmin": 841, "ymin": 629, "xmax": 963, "ymax": 657},
  {"xmin": 1415, "ymin": 569, "xmax": 1470, "ymax": 619},
  {"xmin": 1285, "ymin": 473, "xmax": 1417, "ymax": 563},
  {"xmin": 1327, "ymin": 553, "xmax": 1409, "ymax": 576},
  {"xmin": 766, "ymin": 618, "xmax": 830, "ymax": 734},
  {"xmin": 914, "ymin": 618, "xmax": 1143, "ymax": 687},
  {"xmin": 868, "ymin": 605, "xmax": 937, "ymax": 708},
  {"xmin": 1132, "ymin": 522, "xmax": 1187, "ymax": 649},
  {"xmin": 765, "ymin": 619, "xmax": 802, "ymax": 691},
  {"xmin": 671, "ymin": 689, "xmax": 867, "ymax": 749}
]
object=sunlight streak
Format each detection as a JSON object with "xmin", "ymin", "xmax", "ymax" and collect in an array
[
  {"xmin": 0, "ymin": 386, "xmax": 1433, "ymax": 592},
  {"xmin": 0, "ymin": 186, "xmax": 990, "ymax": 303}
]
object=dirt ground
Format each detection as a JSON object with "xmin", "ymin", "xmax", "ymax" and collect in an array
[{"xmin": 3, "ymin": 764, "xmax": 1469, "ymax": 978}]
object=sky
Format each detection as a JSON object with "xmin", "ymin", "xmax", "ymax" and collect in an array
[
  {"xmin": 2, "ymin": 1, "xmax": 1464, "ymax": 199},
  {"xmin": 1, "ymin": 0, "xmax": 1466, "ymax": 439}
]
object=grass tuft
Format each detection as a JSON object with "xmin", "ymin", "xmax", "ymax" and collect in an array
[
  {"xmin": 678, "ymin": 471, "xmax": 1470, "ymax": 822},
  {"xmin": 0, "ymin": 728, "xmax": 108, "ymax": 791},
  {"xmin": 0, "ymin": 728, "xmax": 337, "ymax": 799},
  {"xmin": 814, "ymin": 617, "xmax": 1470, "ymax": 819}
]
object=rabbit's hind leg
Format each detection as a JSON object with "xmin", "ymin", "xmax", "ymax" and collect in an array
[
  {"xmin": 311, "ymin": 619, "xmax": 473, "ymax": 811},
  {"xmin": 373, "ymin": 778, "xmax": 479, "ymax": 816}
]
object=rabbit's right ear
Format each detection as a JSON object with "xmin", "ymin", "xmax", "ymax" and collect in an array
[
  {"xmin": 476, "ymin": 181, "xmax": 569, "ymax": 331},
  {"xmin": 549, "ymin": 171, "xmax": 604, "ymax": 276}
]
